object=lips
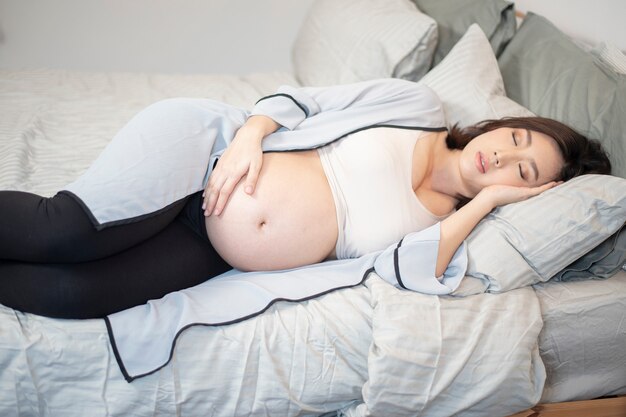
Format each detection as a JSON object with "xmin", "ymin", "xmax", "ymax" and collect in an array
[{"xmin": 475, "ymin": 151, "xmax": 488, "ymax": 174}]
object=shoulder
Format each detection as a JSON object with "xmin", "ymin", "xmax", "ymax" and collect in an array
[
  {"xmin": 369, "ymin": 79, "xmax": 447, "ymax": 129},
  {"xmin": 370, "ymin": 79, "xmax": 444, "ymax": 111},
  {"xmin": 415, "ymin": 83, "xmax": 443, "ymax": 109}
]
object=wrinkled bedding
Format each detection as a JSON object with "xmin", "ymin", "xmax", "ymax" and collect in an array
[
  {"xmin": 0, "ymin": 69, "xmax": 624, "ymax": 416},
  {"xmin": 0, "ymin": 275, "xmax": 546, "ymax": 417},
  {"xmin": 0, "ymin": 280, "xmax": 372, "ymax": 416}
]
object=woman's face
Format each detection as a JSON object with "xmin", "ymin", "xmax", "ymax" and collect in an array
[{"xmin": 459, "ymin": 127, "xmax": 564, "ymax": 197}]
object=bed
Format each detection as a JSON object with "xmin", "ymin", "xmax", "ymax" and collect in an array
[{"xmin": 1, "ymin": 1, "xmax": 625, "ymax": 416}]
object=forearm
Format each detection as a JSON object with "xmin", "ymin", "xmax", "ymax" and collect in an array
[
  {"xmin": 241, "ymin": 115, "xmax": 281, "ymax": 139},
  {"xmin": 250, "ymin": 78, "xmax": 442, "ymax": 132},
  {"xmin": 435, "ymin": 181, "xmax": 561, "ymax": 277},
  {"xmin": 436, "ymin": 194, "xmax": 494, "ymax": 277}
]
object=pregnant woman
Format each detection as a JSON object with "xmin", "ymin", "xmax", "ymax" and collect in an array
[{"xmin": 0, "ymin": 78, "xmax": 611, "ymax": 319}]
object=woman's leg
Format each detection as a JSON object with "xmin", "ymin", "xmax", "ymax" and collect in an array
[
  {"xmin": 0, "ymin": 216, "xmax": 231, "ymax": 319},
  {"xmin": 0, "ymin": 190, "xmax": 187, "ymax": 263}
]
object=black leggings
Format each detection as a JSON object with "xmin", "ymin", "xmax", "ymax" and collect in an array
[{"xmin": 0, "ymin": 190, "xmax": 231, "ymax": 319}]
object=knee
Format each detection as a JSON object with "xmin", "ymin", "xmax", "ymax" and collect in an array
[
  {"xmin": 26, "ymin": 195, "xmax": 97, "ymax": 262},
  {"xmin": 0, "ymin": 263, "xmax": 91, "ymax": 319},
  {"xmin": 24, "ymin": 231, "xmax": 87, "ymax": 263},
  {"xmin": 131, "ymin": 98, "xmax": 209, "ymax": 136}
]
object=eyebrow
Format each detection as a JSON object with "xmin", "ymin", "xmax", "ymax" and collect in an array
[{"xmin": 526, "ymin": 129, "xmax": 539, "ymax": 181}]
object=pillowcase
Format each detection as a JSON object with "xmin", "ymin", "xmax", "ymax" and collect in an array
[
  {"xmin": 464, "ymin": 175, "xmax": 626, "ymax": 293},
  {"xmin": 292, "ymin": 0, "xmax": 437, "ymax": 87},
  {"xmin": 418, "ymin": 23, "xmax": 533, "ymax": 128},
  {"xmin": 410, "ymin": 0, "xmax": 516, "ymax": 66},
  {"xmin": 498, "ymin": 12, "xmax": 626, "ymax": 179}
]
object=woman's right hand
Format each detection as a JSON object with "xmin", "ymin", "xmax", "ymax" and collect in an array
[
  {"xmin": 435, "ymin": 180, "xmax": 560, "ymax": 277},
  {"xmin": 203, "ymin": 115, "xmax": 280, "ymax": 216},
  {"xmin": 476, "ymin": 181, "xmax": 561, "ymax": 209}
]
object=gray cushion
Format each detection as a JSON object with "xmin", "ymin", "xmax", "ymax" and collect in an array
[
  {"xmin": 498, "ymin": 12, "xmax": 626, "ymax": 179},
  {"xmin": 552, "ymin": 224, "xmax": 626, "ymax": 282},
  {"xmin": 411, "ymin": 0, "xmax": 516, "ymax": 66}
]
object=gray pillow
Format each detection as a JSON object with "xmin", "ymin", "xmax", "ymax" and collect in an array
[
  {"xmin": 498, "ymin": 12, "xmax": 626, "ymax": 179},
  {"xmin": 465, "ymin": 174, "xmax": 626, "ymax": 293},
  {"xmin": 410, "ymin": 0, "xmax": 516, "ymax": 67},
  {"xmin": 552, "ymin": 224, "xmax": 626, "ymax": 282}
]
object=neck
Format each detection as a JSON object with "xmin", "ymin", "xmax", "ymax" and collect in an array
[{"xmin": 424, "ymin": 133, "xmax": 469, "ymax": 203}]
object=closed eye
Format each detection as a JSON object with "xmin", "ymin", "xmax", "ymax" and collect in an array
[
  {"xmin": 518, "ymin": 163, "xmax": 526, "ymax": 180},
  {"xmin": 511, "ymin": 131, "xmax": 518, "ymax": 146}
]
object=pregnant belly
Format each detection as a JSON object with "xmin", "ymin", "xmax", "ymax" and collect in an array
[{"xmin": 205, "ymin": 150, "xmax": 338, "ymax": 271}]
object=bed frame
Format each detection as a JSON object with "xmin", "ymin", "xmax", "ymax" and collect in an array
[{"xmin": 507, "ymin": 395, "xmax": 626, "ymax": 417}]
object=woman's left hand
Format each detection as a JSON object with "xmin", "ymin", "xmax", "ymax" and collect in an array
[{"xmin": 477, "ymin": 181, "xmax": 562, "ymax": 209}]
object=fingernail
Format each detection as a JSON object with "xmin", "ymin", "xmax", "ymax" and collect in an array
[
  {"xmin": 202, "ymin": 203, "xmax": 206, "ymax": 210},
  {"xmin": 245, "ymin": 186, "xmax": 252, "ymax": 194},
  {"xmin": 204, "ymin": 210, "xmax": 209, "ymax": 216}
]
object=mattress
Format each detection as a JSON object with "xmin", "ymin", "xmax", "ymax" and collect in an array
[
  {"xmin": 535, "ymin": 269, "xmax": 626, "ymax": 403},
  {"xmin": 1, "ymin": 68, "xmax": 625, "ymax": 415}
]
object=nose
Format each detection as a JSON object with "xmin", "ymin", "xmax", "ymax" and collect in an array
[
  {"xmin": 493, "ymin": 150, "xmax": 519, "ymax": 167},
  {"xmin": 493, "ymin": 151, "xmax": 503, "ymax": 167}
]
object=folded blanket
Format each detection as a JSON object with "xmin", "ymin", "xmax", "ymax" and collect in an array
[{"xmin": 340, "ymin": 279, "xmax": 545, "ymax": 417}]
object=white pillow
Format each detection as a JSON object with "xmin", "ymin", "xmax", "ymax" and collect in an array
[
  {"xmin": 591, "ymin": 42, "xmax": 626, "ymax": 75},
  {"xmin": 418, "ymin": 23, "xmax": 533, "ymax": 127},
  {"xmin": 292, "ymin": 0, "xmax": 437, "ymax": 86},
  {"xmin": 465, "ymin": 175, "xmax": 626, "ymax": 293}
]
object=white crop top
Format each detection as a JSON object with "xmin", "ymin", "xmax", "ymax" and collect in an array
[{"xmin": 318, "ymin": 127, "xmax": 449, "ymax": 259}]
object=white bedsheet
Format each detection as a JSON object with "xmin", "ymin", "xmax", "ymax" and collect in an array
[
  {"xmin": 0, "ymin": 281, "xmax": 372, "ymax": 417},
  {"xmin": 0, "ymin": 69, "xmax": 299, "ymax": 197}
]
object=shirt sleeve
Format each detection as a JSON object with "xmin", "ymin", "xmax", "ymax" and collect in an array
[
  {"xmin": 249, "ymin": 78, "xmax": 444, "ymax": 131},
  {"xmin": 373, "ymin": 223, "xmax": 467, "ymax": 295}
]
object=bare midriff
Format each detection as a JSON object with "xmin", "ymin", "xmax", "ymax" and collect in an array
[{"xmin": 205, "ymin": 150, "xmax": 338, "ymax": 271}]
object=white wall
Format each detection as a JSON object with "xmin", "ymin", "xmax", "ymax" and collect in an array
[
  {"xmin": 1, "ymin": 0, "xmax": 624, "ymax": 75},
  {"xmin": 514, "ymin": 0, "xmax": 626, "ymax": 52},
  {"xmin": 0, "ymin": 0, "xmax": 314, "ymax": 74}
]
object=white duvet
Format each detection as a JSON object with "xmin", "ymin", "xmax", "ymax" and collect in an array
[{"xmin": 0, "ymin": 69, "xmax": 546, "ymax": 416}]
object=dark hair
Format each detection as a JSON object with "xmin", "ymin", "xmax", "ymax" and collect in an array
[{"xmin": 446, "ymin": 116, "xmax": 612, "ymax": 181}]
